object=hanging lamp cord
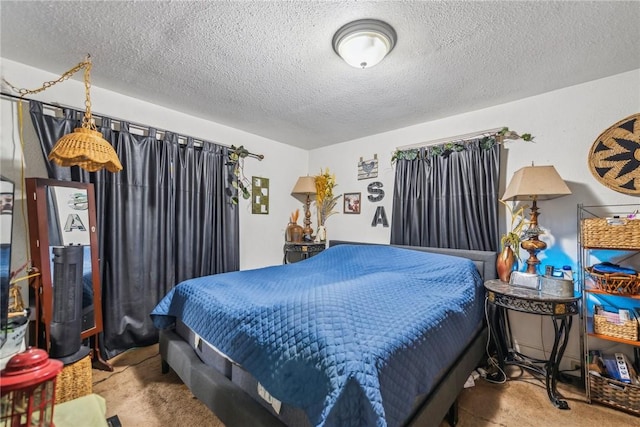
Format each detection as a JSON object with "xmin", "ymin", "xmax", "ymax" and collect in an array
[
  {"xmin": 2, "ymin": 54, "xmax": 95, "ymax": 277},
  {"xmin": 3, "ymin": 54, "xmax": 91, "ymax": 97},
  {"xmin": 2, "ymin": 54, "xmax": 96, "ymax": 129}
]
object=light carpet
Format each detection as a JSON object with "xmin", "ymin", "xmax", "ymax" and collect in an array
[{"xmin": 92, "ymin": 344, "xmax": 638, "ymax": 426}]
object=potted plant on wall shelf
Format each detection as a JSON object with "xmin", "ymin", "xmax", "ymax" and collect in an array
[{"xmin": 497, "ymin": 199, "xmax": 528, "ymax": 282}]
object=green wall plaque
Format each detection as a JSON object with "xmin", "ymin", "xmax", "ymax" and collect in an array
[{"xmin": 251, "ymin": 176, "xmax": 269, "ymax": 214}]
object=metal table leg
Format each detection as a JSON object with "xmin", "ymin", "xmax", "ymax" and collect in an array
[
  {"xmin": 546, "ymin": 315, "xmax": 572, "ymax": 409},
  {"xmin": 486, "ymin": 302, "xmax": 507, "ymax": 382}
]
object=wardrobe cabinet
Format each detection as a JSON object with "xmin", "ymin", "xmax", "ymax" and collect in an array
[{"xmin": 25, "ymin": 178, "xmax": 111, "ymax": 370}]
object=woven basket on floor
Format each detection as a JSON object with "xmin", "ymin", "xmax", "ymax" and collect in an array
[
  {"xmin": 55, "ymin": 355, "xmax": 93, "ymax": 404},
  {"xmin": 581, "ymin": 218, "xmax": 640, "ymax": 249},
  {"xmin": 585, "ymin": 266, "xmax": 640, "ymax": 294},
  {"xmin": 593, "ymin": 314, "xmax": 639, "ymax": 341},
  {"xmin": 589, "ymin": 373, "xmax": 640, "ymax": 415}
]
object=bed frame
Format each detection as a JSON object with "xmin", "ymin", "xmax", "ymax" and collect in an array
[{"xmin": 160, "ymin": 241, "xmax": 497, "ymax": 427}]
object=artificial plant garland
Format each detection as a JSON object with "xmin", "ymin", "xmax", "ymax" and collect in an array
[{"xmin": 391, "ymin": 127, "xmax": 534, "ymax": 163}]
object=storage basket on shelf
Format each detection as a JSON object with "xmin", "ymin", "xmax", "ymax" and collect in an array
[
  {"xmin": 593, "ymin": 313, "xmax": 639, "ymax": 341},
  {"xmin": 589, "ymin": 372, "xmax": 640, "ymax": 415},
  {"xmin": 585, "ymin": 266, "xmax": 640, "ymax": 295},
  {"xmin": 581, "ymin": 217, "xmax": 640, "ymax": 249}
]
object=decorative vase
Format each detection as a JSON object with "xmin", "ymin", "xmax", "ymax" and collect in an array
[
  {"xmin": 315, "ymin": 225, "xmax": 326, "ymax": 242},
  {"xmin": 285, "ymin": 221, "xmax": 304, "ymax": 243},
  {"xmin": 496, "ymin": 245, "xmax": 516, "ymax": 283}
]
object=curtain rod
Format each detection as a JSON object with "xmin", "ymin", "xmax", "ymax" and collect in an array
[
  {"xmin": 0, "ymin": 91, "xmax": 264, "ymax": 160},
  {"xmin": 396, "ymin": 127, "xmax": 504, "ymax": 150}
]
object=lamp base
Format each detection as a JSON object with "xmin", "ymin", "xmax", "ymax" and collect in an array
[
  {"xmin": 521, "ymin": 238, "xmax": 547, "ymax": 274},
  {"xmin": 303, "ymin": 195, "xmax": 314, "ymax": 241}
]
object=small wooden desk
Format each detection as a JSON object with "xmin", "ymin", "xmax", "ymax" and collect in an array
[{"xmin": 484, "ymin": 279, "xmax": 580, "ymax": 409}]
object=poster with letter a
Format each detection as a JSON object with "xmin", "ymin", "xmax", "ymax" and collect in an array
[{"xmin": 51, "ymin": 186, "xmax": 91, "ymax": 246}]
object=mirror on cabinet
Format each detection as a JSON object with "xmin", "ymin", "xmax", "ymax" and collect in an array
[
  {"xmin": 0, "ymin": 176, "xmax": 29, "ymax": 369},
  {"xmin": 0, "ymin": 176, "xmax": 14, "ymax": 328},
  {"xmin": 25, "ymin": 177, "xmax": 110, "ymax": 369}
]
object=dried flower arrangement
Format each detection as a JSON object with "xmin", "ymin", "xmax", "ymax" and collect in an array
[
  {"xmin": 314, "ymin": 168, "xmax": 341, "ymax": 226},
  {"xmin": 290, "ymin": 209, "xmax": 300, "ymax": 224}
]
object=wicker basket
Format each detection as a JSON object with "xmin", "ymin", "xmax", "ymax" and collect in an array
[
  {"xmin": 594, "ymin": 314, "xmax": 639, "ymax": 341},
  {"xmin": 589, "ymin": 372, "xmax": 640, "ymax": 415},
  {"xmin": 55, "ymin": 355, "xmax": 93, "ymax": 404},
  {"xmin": 585, "ymin": 266, "xmax": 640, "ymax": 294},
  {"xmin": 581, "ymin": 217, "xmax": 640, "ymax": 249}
]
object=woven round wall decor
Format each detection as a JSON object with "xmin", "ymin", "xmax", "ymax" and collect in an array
[{"xmin": 588, "ymin": 113, "xmax": 640, "ymax": 195}]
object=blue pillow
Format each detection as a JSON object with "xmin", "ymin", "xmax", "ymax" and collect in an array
[{"xmin": 591, "ymin": 262, "xmax": 637, "ymax": 275}]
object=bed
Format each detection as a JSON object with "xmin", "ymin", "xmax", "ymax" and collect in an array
[{"xmin": 151, "ymin": 241, "xmax": 497, "ymax": 427}]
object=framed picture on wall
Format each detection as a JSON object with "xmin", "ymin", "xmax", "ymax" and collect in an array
[
  {"xmin": 251, "ymin": 176, "xmax": 269, "ymax": 214},
  {"xmin": 358, "ymin": 154, "xmax": 378, "ymax": 180},
  {"xmin": 0, "ymin": 192, "xmax": 13, "ymax": 215},
  {"xmin": 343, "ymin": 192, "xmax": 361, "ymax": 214}
]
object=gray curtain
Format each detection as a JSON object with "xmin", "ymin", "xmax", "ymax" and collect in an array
[
  {"xmin": 29, "ymin": 100, "xmax": 239, "ymax": 358},
  {"xmin": 390, "ymin": 139, "xmax": 500, "ymax": 251}
]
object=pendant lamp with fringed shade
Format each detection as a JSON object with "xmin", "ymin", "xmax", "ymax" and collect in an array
[{"xmin": 4, "ymin": 55, "xmax": 122, "ymax": 173}]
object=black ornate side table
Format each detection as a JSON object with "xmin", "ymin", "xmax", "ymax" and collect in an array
[
  {"xmin": 283, "ymin": 242, "xmax": 326, "ymax": 264},
  {"xmin": 484, "ymin": 279, "xmax": 580, "ymax": 410}
]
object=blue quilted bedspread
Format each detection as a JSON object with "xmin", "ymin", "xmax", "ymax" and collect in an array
[{"xmin": 151, "ymin": 244, "xmax": 483, "ymax": 427}]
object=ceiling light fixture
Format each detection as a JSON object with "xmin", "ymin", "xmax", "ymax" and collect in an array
[{"xmin": 332, "ymin": 19, "xmax": 397, "ymax": 69}]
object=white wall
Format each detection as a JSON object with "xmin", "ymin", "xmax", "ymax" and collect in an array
[
  {"xmin": 3, "ymin": 56, "xmax": 639, "ymax": 370},
  {"xmin": 308, "ymin": 69, "xmax": 640, "ymax": 247},
  {"xmin": 308, "ymin": 69, "xmax": 640, "ymax": 370},
  {"xmin": 0, "ymin": 95, "xmax": 43, "ymax": 302},
  {"xmin": 0, "ymin": 58, "xmax": 308, "ymax": 274}
]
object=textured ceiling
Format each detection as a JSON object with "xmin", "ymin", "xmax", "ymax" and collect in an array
[{"xmin": 1, "ymin": 1, "xmax": 639, "ymax": 150}]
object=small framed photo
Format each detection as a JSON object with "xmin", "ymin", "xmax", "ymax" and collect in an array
[
  {"xmin": 343, "ymin": 192, "xmax": 361, "ymax": 214},
  {"xmin": 0, "ymin": 193, "xmax": 13, "ymax": 215}
]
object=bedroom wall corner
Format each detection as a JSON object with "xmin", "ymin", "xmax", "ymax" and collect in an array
[{"xmin": 237, "ymin": 143, "xmax": 310, "ymax": 270}]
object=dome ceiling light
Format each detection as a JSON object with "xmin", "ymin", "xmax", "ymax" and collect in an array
[{"xmin": 332, "ymin": 19, "xmax": 397, "ymax": 69}]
